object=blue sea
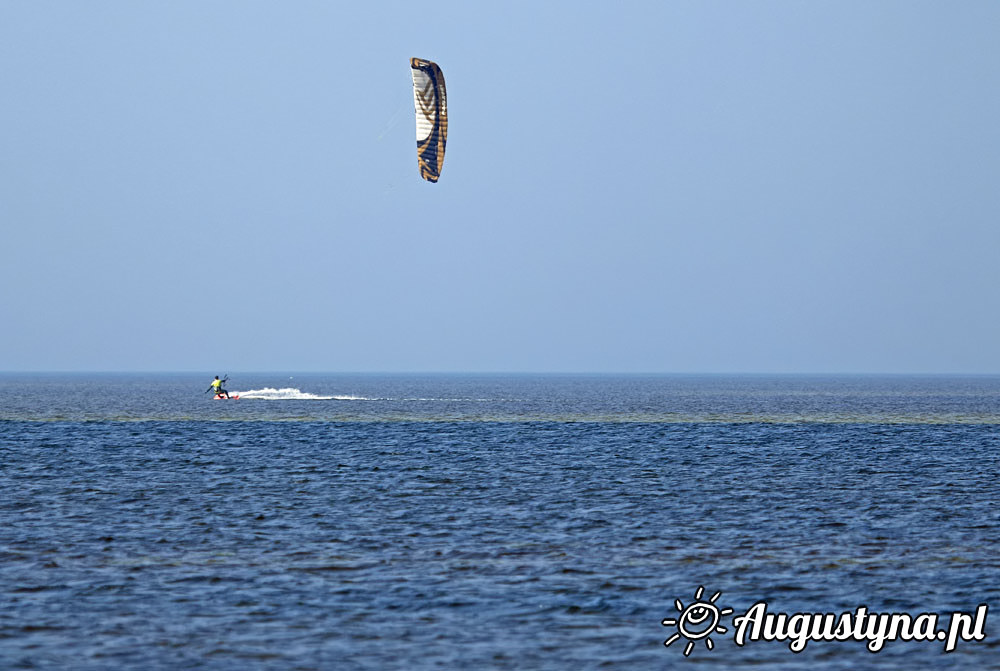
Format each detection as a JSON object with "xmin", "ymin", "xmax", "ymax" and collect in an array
[{"xmin": 1, "ymin": 373, "xmax": 998, "ymax": 669}]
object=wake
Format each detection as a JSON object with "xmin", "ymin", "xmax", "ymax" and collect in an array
[{"xmin": 233, "ymin": 387, "xmax": 368, "ymax": 401}]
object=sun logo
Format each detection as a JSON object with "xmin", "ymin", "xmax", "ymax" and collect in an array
[{"xmin": 661, "ymin": 586, "xmax": 733, "ymax": 656}]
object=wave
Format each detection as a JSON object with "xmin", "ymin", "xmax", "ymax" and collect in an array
[{"xmin": 233, "ymin": 387, "xmax": 368, "ymax": 401}]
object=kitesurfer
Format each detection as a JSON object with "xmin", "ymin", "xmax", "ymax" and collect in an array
[{"xmin": 207, "ymin": 375, "xmax": 230, "ymax": 399}]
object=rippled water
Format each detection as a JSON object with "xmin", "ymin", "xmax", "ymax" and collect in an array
[{"xmin": 1, "ymin": 375, "xmax": 998, "ymax": 669}]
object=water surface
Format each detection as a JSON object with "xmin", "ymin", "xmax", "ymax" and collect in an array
[{"xmin": 1, "ymin": 374, "xmax": 998, "ymax": 668}]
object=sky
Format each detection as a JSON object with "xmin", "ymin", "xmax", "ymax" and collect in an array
[{"xmin": 1, "ymin": 1, "xmax": 999, "ymax": 374}]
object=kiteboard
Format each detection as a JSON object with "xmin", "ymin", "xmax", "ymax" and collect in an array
[{"xmin": 213, "ymin": 394, "xmax": 240, "ymax": 400}]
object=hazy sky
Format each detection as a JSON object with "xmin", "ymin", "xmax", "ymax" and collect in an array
[{"xmin": 2, "ymin": 1, "xmax": 998, "ymax": 373}]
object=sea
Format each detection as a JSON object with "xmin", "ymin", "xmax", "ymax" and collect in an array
[{"xmin": 1, "ymin": 373, "xmax": 998, "ymax": 670}]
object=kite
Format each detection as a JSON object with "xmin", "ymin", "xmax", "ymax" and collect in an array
[{"xmin": 410, "ymin": 58, "xmax": 447, "ymax": 182}]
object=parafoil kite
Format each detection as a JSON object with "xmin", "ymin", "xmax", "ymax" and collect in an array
[{"xmin": 410, "ymin": 58, "xmax": 447, "ymax": 182}]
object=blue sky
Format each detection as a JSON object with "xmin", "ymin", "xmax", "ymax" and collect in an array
[{"xmin": 1, "ymin": 1, "xmax": 998, "ymax": 373}]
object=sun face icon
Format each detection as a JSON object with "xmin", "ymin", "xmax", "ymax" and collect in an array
[{"xmin": 661, "ymin": 586, "xmax": 733, "ymax": 656}]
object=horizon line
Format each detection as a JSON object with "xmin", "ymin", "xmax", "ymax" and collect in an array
[{"xmin": 2, "ymin": 370, "xmax": 998, "ymax": 377}]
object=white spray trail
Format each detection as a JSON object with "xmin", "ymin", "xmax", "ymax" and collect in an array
[{"xmin": 232, "ymin": 387, "xmax": 370, "ymax": 401}]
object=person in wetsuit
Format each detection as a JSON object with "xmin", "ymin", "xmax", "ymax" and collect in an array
[{"xmin": 208, "ymin": 375, "xmax": 230, "ymax": 399}]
